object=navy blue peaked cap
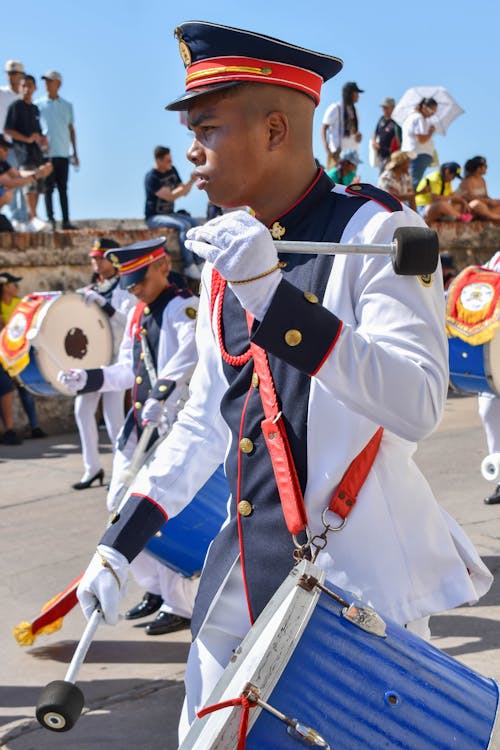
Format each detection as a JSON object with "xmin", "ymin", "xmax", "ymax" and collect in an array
[
  {"xmin": 166, "ymin": 20, "xmax": 343, "ymax": 111},
  {"xmin": 104, "ymin": 237, "xmax": 168, "ymax": 289}
]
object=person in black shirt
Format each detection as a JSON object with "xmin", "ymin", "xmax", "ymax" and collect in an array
[
  {"xmin": 4, "ymin": 74, "xmax": 52, "ymax": 231},
  {"xmin": 144, "ymin": 145, "xmax": 203, "ymax": 280},
  {"xmin": 370, "ymin": 96, "xmax": 402, "ymax": 172}
]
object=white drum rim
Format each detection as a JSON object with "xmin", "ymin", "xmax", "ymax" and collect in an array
[{"xmin": 179, "ymin": 560, "xmax": 324, "ymax": 750}]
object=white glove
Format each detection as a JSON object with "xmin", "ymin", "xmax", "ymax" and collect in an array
[
  {"xmin": 141, "ymin": 397, "xmax": 164, "ymax": 427},
  {"xmin": 56, "ymin": 368, "xmax": 88, "ymax": 393},
  {"xmin": 82, "ymin": 289, "xmax": 107, "ymax": 307},
  {"xmin": 77, "ymin": 544, "xmax": 129, "ymax": 625},
  {"xmin": 186, "ymin": 210, "xmax": 282, "ymax": 320}
]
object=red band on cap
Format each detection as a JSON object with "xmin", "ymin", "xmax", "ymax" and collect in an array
[
  {"xmin": 120, "ymin": 247, "xmax": 165, "ymax": 274},
  {"xmin": 186, "ymin": 55, "xmax": 323, "ymax": 105}
]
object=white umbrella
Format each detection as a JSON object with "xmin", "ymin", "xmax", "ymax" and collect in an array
[{"xmin": 392, "ymin": 86, "xmax": 464, "ymax": 135}]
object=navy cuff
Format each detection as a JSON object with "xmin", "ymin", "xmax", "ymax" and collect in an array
[
  {"xmin": 102, "ymin": 302, "xmax": 115, "ymax": 318},
  {"xmin": 79, "ymin": 368, "xmax": 104, "ymax": 393},
  {"xmin": 151, "ymin": 379, "xmax": 176, "ymax": 401},
  {"xmin": 100, "ymin": 494, "xmax": 166, "ymax": 562},
  {"xmin": 252, "ymin": 278, "xmax": 342, "ymax": 375}
]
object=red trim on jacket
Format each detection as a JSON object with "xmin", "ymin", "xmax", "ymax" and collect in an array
[{"xmin": 310, "ymin": 320, "xmax": 343, "ymax": 376}]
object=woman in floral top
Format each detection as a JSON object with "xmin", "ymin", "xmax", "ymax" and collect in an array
[{"xmin": 378, "ymin": 150, "xmax": 416, "ymax": 210}]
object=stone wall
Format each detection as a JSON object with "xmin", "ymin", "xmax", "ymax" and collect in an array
[{"xmin": 2, "ymin": 219, "xmax": 500, "ymax": 436}]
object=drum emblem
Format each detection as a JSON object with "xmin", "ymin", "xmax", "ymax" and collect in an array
[
  {"xmin": 7, "ymin": 311, "xmax": 28, "ymax": 342},
  {"xmin": 460, "ymin": 283, "xmax": 494, "ymax": 313},
  {"xmin": 64, "ymin": 327, "xmax": 88, "ymax": 359}
]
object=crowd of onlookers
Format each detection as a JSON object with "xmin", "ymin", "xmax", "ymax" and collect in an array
[
  {"xmin": 0, "ymin": 59, "xmax": 79, "ymax": 233},
  {"xmin": 320, "ymin": 83, "xmax": 500, "ymax": 225}
]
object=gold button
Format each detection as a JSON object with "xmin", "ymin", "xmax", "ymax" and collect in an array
[
  {"xmin": 285, "ymin": 329, "xmax": 302, "ymax": 346},
  {"xmin": 185, "ymin": 306, "xmax": 197, "ymax": 320},
  {"xmin": 239, "ymin": 437, "xmax": 254, "ymax": 454},
  {"xmin": 110, "ymin": 512, "xmax": 120, "ymax": 524},
  {"xmin": 304, "ymin": 291, "xmax": 318, "ymax": 304},
  {"xmin": 136, "ymin": 376, "xmax": 143, "ymax": 384},
  {"xmin": 251, "ymin": 372, "xmax": 259, "ymax": 388},
  {"xmin": 135, "ymin": 401, "xmax": 142, "ymax": 409},
  {"xmin": 140, "ymin": 352, "xmax": 145, "ymax": 360},
  {"xmin": 158, "ymin": 384, "xmax": 168, "ymax": 392},
  {"xmin": 350, "ymin": 184, "xmax": 362, "ymax": 191},
  {"xmin": 237, "ymin": 500, "xmax": 253, "ymax": 517},
  {"xmin": 144, "ymin": 306, "xmax": 150, "ymax": 314}
]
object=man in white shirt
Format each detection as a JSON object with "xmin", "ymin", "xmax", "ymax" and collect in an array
[{"xmin": 0, "ymin": 60, "xmax": 28, "ymax": 227}]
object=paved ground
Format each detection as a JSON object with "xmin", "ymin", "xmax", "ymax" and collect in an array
[{"xmin": 0, "ymin": 394, "xmax": 499, "ymax": 749}]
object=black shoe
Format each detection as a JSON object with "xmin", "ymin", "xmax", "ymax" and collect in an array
[
  {"xmin": 145, "ymin": 611, "xmax": 191, "ymax": 636},
  {"xmin": 3, "ymin": 429, "xmax": 22, "ymax": 445},
  {"xmin": 62, "ymin": 222, "xmax": 78, "ymax": 230},
  {"xmin": 484, "ymin": 484, "xmax": 500, "ymax": 505},
  {"xmin": 72, "ymin": 468, "xmax": 104, "ymax": 490},
  {"xmin": 31, "ymin": 426, "xmax": 48, "ymax": 438},
  {"xmin": 125, "ymin": 592, "xmax": 163, "ymax": 620}
]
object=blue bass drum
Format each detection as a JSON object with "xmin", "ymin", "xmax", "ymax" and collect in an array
[
  {"xmin": 145, "ymin": 465, "xmax": 229, "ymax": 578},
  {"xmin": 180, "ymin": 559, "xmax": 500, "ymax": 750},
  {"xmin": 448, "ymin": 334, "xmax": 500, "ymax": 396}
]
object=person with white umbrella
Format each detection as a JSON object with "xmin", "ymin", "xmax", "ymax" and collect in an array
[{"xmin": 401, "ymin": 97, "xmax": 438, "ymax": 188}]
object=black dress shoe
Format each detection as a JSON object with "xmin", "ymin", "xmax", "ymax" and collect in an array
[
  {"xmin": 72, "ymin": 468, "xmax": 104, "ymax": 490},
  {"xmin": 3, "ymin": 429, "xmax": 22, "ymax": 445},
  {"xmin": 31, "ymin": 426, "xmax": 48, "ymax": 438},
  {"xmin": 484, "ymin": 484, "xmax": 500, "ymax": 505},
  {"xmin": 125, "ymin": 592, "xmax": 163, "ymax": 620},
  {"xmin": 145, "ymin": 611, "xmax": 191, "ymax": 636}
]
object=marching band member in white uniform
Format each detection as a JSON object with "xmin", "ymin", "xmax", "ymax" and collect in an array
[
  {"xmin": 74, "ymin": 21, "xmax": 493, "ymax": 739},
  {"xmin": 60, "ymin": 237, "xmax": 200, "ymax": 634},
  {"xmin": 72, "ymin": 238, "xmax": 136, "ymax": 490},
  {"xmin": 475, "ymin": 251, "xmax": 500, "ymax": 504}
]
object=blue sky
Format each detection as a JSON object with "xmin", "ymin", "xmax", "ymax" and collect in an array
[{"xmin": 1, "ymin": 0, "xmax": 497, "ymax": 221}]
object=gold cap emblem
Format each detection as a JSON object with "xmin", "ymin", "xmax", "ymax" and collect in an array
[
  {"xmin": 174, "ymin": 29, "xmax": 192, "ymax": 67},
  {"xmin": 108, "ymin": 253, "xmax": 120, "ymax": 269}
]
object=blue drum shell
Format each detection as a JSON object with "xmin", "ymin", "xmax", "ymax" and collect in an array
[
  {"xmin": 247, "ymin": 580, "xmax": 499, "ymax": 749},
  {"xmin": 144, "ymin": 466, "xmax": 229, "ymax": 578}
]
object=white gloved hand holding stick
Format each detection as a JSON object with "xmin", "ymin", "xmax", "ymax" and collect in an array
[{"xmin": 186, "ymin": 210, "xmax": 282, "ymax": 321}]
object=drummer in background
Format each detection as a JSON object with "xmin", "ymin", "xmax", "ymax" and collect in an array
[
  {"xmin": 58, "ymin": 237, "xmax": 200, "ymax": 635},
  {"xmin": 0, "ymin": 271, "xmax": 47, "ymax": 440},
  {"xmin": 476, "ymin": 250, "xmax": 500, "ymax": 505},
  {"xmin": 74, "ymin": 21, "xmax": 492, "ymax": 739},
  {"xmin": 72, "ymin": 239, "xmax": 136, "ymax": 490}
]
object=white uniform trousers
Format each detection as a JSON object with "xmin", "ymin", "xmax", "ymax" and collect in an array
[
  {"xmin": 74, "ymin": 391, "xmax": 125, "ymax": 478},
  {"xmin": 478, "ymin": 393, "xmax": 500, "ymax": 454},
  {"xmin": 130, "ymin": 552, "xmax": 198, "ymax": 619}
]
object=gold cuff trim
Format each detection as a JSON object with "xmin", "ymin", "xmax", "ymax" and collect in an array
[
  {"xmin": 98, "ymin": 551, "xmax": 121, "ymax": 589},
  {"xmin": 230, "ymin": 261, "xmax": 285, "ymax": 285}
]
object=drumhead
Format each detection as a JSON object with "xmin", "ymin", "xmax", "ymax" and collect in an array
[{"xmin": 31, "ymin": 292, "xmax": 113, "ymax": 395}]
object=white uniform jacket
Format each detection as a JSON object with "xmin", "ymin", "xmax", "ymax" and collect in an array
[{"xmin": 105, "ymin": 179, "xmax": 492, "ymax": 629}]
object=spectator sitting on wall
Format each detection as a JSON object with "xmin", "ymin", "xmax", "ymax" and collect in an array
[
  {"xmin": 0, "ymin": 134, "xmax": 49, "ymax": 232},
  {"xmin": 415, "ymin": 162, "xmax": 474, "ymax": 223},
  {"xmin": 377, "ymin": 150, "xmax": 416, "ymax": 210},
  {"xmin": 144, "ymin": 145, "xmax": 203, "ymax": 280},
  {"xmin": 326, "ymin": 148, "xmax": 361, "ymax": 186},
  {"xmin": 456, "ymin": 156, "xmax": 500, "ymax": 221}
]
